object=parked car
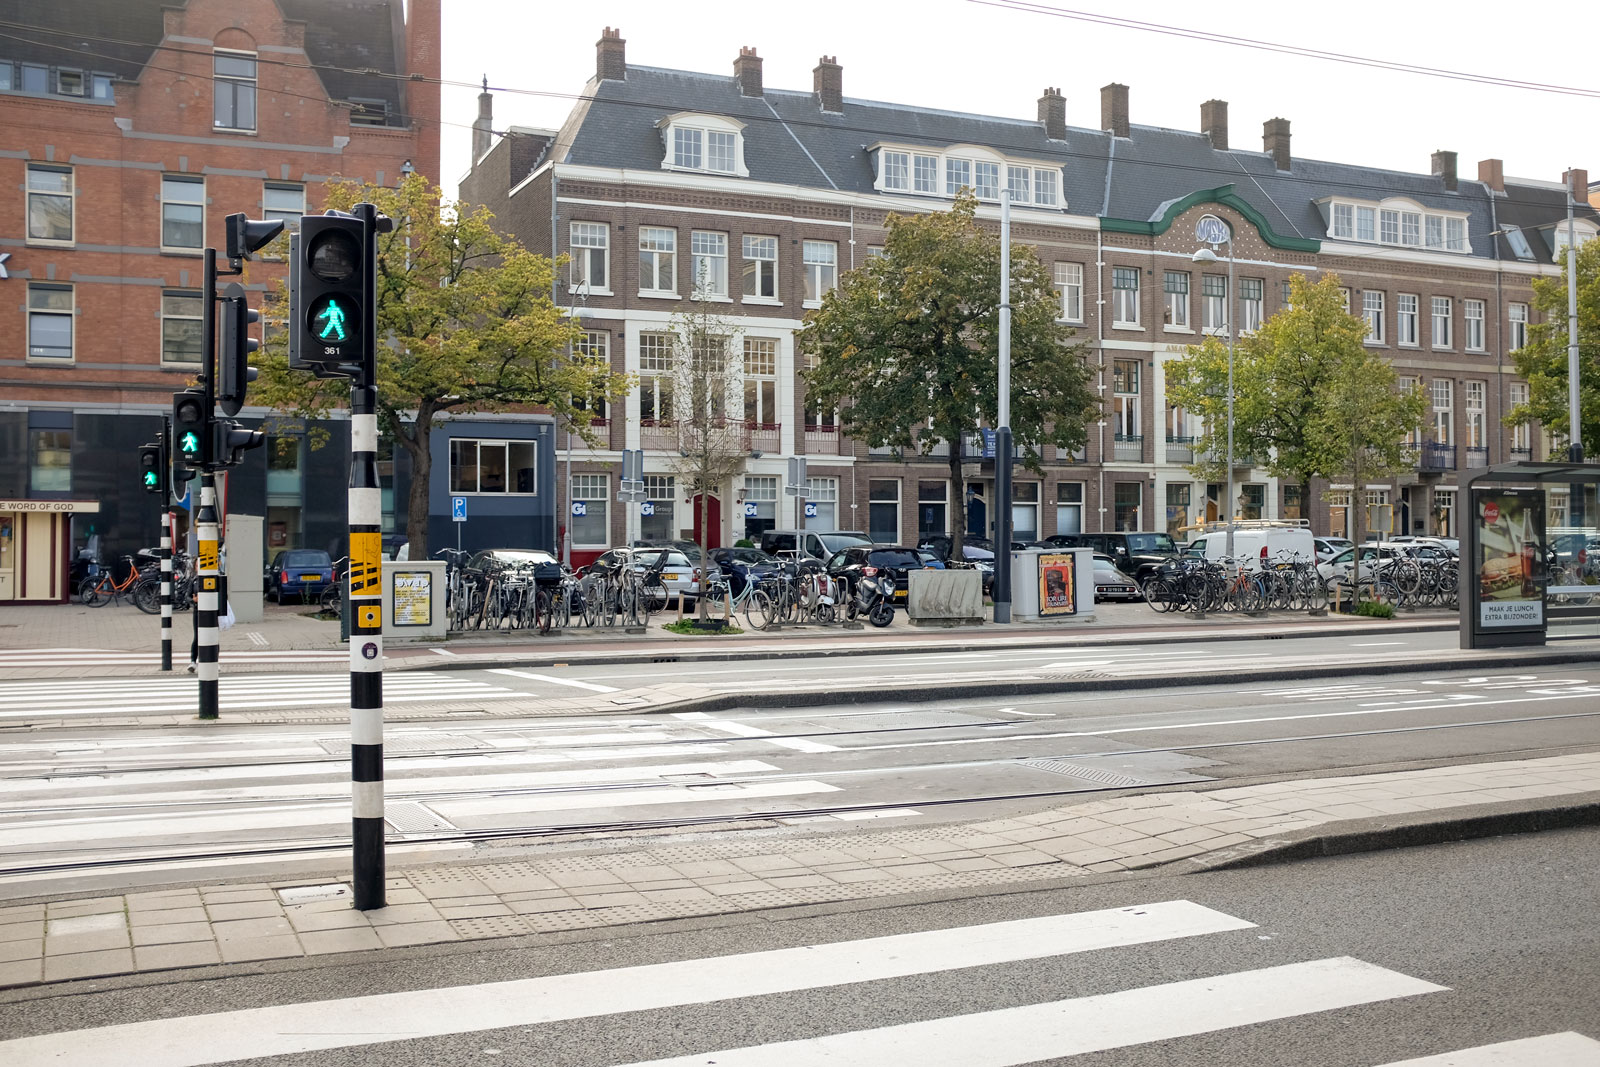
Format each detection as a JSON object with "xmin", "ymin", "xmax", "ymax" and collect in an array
[
  {"xmin": 824, "ymin": 544, "xmax": 936, "ymax": 604},
  {"xmin": 760, "ymin": 529, "xmax": 870, "ymax": 564},
  {"xmin": 1092, "ymin": 554, "xmax": 1142, "ymax": 602},
  {"xmin": 465, "ymin": 547, "xmax": 560, "ymax": 574},
  {"xmin": 1387, "ymin": 535, "xmax": 1459, "ymax": 556},
  {"xmin": 708, "ymin": 546, "xmax": 780, "ymax": 597},
  {"xmin": 1184, "ymin": 527, "xmax": 1316, "ymax": 571},
  {"xmin": 1044, "ymin": 531, "xmax": 1178, "ymax": 582},
  {"xmin": 266, "ymin": 549, "xmax": 335, "ymax": 604},
  {"xmin": 1314, "ymin": 536, "xmax": 1355, "ymax": 563}
]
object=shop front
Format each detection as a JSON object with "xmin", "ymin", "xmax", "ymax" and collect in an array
[{"xmin": 0, "ymin": 498, "xmax": 101, "ymax": 603}]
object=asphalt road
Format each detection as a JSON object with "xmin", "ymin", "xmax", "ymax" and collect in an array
[
  {"xmin": 3, "ymin": 826, "xmax": 1596, "ymax": 1066},
  {"xmin": 4, "ymin": 661, "xmax": 1596, "ymax": 898}
]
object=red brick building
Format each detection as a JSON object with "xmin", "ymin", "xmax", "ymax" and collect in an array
[{"xmin": 0, "ymin": 0, "xmax": 438, "ymax": 600}]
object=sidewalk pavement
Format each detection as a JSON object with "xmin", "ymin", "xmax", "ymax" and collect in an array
[{"xmin": 3, "ymin": 749, "xmax": 1596, "ymax": 989}]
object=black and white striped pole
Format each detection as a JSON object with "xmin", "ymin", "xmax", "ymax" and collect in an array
[
  {"xmin": 159, "ymin": 507, "xmax": 173, "ymax": 672},
  {"xmin": 195, "ymin": 473, "xmax": 221, "ymax": 719}
]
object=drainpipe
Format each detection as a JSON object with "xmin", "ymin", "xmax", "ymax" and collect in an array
[{"xmin": 1096, "ymin": 229, "xmax": 1107, "ymax": 533}]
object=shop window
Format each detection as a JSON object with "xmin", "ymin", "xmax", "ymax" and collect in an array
[
  {"xmin": 918, "ymin": 481, "xmax": 948, "ymax": 537},
  {"xmin": 1055, "ymin": 482, "xmax": 1084, "ymax": 535},
  {"xmin": 1113, "ymin": 482, "xmax": 1141, "ymax": 531},
  {"xmin": 1241, "ymin": 483, "xmax": 1265, "ymax": 520},
  {"xmin": 806, "ymin": 477, "xmax": 838, "ymax": 529},
  {"xmin": 743, "ymin": 475, "xmax": 777, "ymax": 539},
  {"xmin": 642, "ymin": 475, "xmax": 676, "ymax": 541},
  {"xmin": 1012, "ymin": 482, "xmax": 1039, "ymax": 542},
  {"xmin": 1166, "ymin": 482, "xmax": 1191, "ymax": 537},
  {"xmin": 571, "ymin": 474, "xmax": 609, "ymax": 547},
  {"xmin": 450, "ymin": 438, "xmax": 537, "ymax": 494},
  {"xmin": 30, "ymin": 429, "xmax": 71, "ymax": 493},
  {"xmin": 869, "ymin": 479, "xmax": 900, "ymax": 543}
]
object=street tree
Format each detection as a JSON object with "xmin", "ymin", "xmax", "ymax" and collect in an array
[
  {"xmin": 252, "ymin": 174, "xmax": 631, "ymax": 557},
  {"xmin": 1506, "ymin": 238, "xmax": 1600, "ymax": 457},
  {"xmin": 1313, "ymin": 351, "xmax": 1428, "ymax": 552},
  {"xmin": 799, "ymin": 193, "xmax": 1098, "ymax": 557}
]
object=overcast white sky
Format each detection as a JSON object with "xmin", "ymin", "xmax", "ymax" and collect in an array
[{"xmin": 437, "ymin": 0, "xmax": 1598, "ymax": 197}]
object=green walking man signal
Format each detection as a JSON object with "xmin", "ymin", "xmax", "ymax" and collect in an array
[
  {"xmin": 315, "ymin": 297, "xmax": 350, "ymax": 341},
  {"xmin": 180, "ymin": 430, "xmax": 201, "ymax": 454}
]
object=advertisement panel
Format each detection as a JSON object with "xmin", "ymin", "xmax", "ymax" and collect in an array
[
  {"xmin": 1474, "ymin": 487, "xmax": 1545, "ymax": 630},
  {"xmin": 1037, "ymin": 552, "xmax": 1077, "ymax": 617},
  {"xmin": 392, "ymin": 571, "xmax": 433, "ymax": 627}
]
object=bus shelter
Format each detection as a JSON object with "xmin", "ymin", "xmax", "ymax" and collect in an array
[{"xmin": 1459, "ymin": 461, "xmax": 1600, "ymax": 649}]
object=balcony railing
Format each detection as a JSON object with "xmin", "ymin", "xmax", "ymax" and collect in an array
[
  {"xmin": 803, "ymin": 425, "xmax": 846, "ymax": 455},
  {"xmin": 1464, "ymin": 445, "xmax": 1488, "ymax": 468},
  {"xmin": 1419, "ymin": 442, "xmax": 1456, "ymax": 471},
  {"xmin": 1166, "ymin": 436, "xmax": 1196, "ymax": 464},
  {"xmin": 1510, "ymin": 446, "xmax": 1532, "ymax": 460},
  {"xmin": 1112, "ymin": 433, "xmax": 1144, "ymax": 462}
]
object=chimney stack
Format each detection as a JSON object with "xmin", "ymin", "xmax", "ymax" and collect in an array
[
  {"xmin": 813, "ymin": 56, "xmax": 842, "ymax": 113},
  {"xmin": 472, "ymin": 76, "xmax": 493, "ymax": 164},
  {"xmin": 1431, "ymin": 150, "xmax": 1458, "ymax": 192},
  {"xmin": 734, "ymin": 46, "xmax": 763, "ymax": 97},
  {"xmin": 1100, "ymin": 83, "xmax": 1129, "ymax": 138},
  {"xmin": 1478, "ymin": 158, "xmax": 1504, "ymax": 193},
  {"xmin": 596, "ymin": 27, "xmax": 626, "ymax": 82},
  {"xmin": 1038, "ymin": 87, "xmax": 1065, "ymax": 140},
  {"xmin": 1564, "ymin": 167, "xmax": 1589, "ymax": 202},
  {"xmin": 1201, "ymin": 99, "xmax": 1228, "ymax": 151},
  {"xmin": 1263, "ymin": 117, "xmax": 1291, "ymax": 171}
]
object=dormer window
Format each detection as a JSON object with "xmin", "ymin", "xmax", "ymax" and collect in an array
[
  {"xmin": 1323, "ymin": 196, "xmax": 1468, "ymax": 253},
  {"xmin": 659, "ymin": 113, "xmax": 748, "ymax": 177},
  {"xmin": 1550, "ymin": 219, "xmax": 1597, "ymax": 261},
  {"xmin": 872, "ymin": 143, "xmax": 1060, "ymax": 207}
]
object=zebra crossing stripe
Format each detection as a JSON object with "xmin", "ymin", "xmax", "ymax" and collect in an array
[
  {"xmin": 614, "ymin": 957, "xmax": 1444, "ymax": 1067},
  {"xmin": 0, "ymin": 901, "xmax": 1254, "ymax": 1067},
  {"xmin": 1369, "ymin": 1033, "xmax": 1600, "ymax": 1065}
]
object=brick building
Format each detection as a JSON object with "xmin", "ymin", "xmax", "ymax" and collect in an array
[
  {"xmin": 0, "ymin": 0, "xmax": 438, "ymax": 601},
  {"xmin": 460, "ymin": 29, "xmax": 1596, "ymax": 567}
]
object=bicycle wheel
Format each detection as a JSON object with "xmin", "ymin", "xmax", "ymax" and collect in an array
[
  {"xmin": 744, "ymin": 588, "xmax": 776, "ymax": 631},
  {"xmin": 131, "ymin": 579, "xmax": 161, "ymax": 615},
  {"xmin": 319, "ymin": 585, "xmax": 342, "ymax": 615},
  {"xmin": 535, "ymin": 587, "xmax": 554, "ymax": 635},
  {"xmin": 79, "ymin": 576, "xmax": 104, "ymax": 606},
  {"xmin": 582, "ymin": 581, "xmax": 601, "ymax": 627}
]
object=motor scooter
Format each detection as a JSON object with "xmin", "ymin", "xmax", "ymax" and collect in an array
[{"xmin": 847, "ymin": 572, "xmax": 896, "ymax": 628}]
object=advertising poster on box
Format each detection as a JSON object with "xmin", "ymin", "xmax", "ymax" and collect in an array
[
  {"xmin": 1474, "ymin": 487, "xmax": 1545, "ymax": 630},
  {"xmin": 1038, "ymin": 552, "xmax": 1077, "ymax": 617}
]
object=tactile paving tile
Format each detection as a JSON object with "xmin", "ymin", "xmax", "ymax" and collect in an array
[{"xmin": 449, "ymin": 915, "xmax": 534, "ymax": 939}]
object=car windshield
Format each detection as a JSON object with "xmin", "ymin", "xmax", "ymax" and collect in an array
[
  {"xmin": 726, "ymin": 548, "xmax": 774, "ymax": 564},
  {"xmin": 868, "ymin": 549, "xmax": 923, "ymax": 568},
  {"xmin": 284, "ymin": 551, "xmax": 329, "ymax": 567},
  {"xmin": 1124, "ymin": 534, "xmax": 1176, "ymax": 553},
  {"xmin": 818, "ymin": 533, "xmax": 871, "ymax": 553},
  {"xmin": 483, "ymin": 549, "xmax": 556, "ymax": 567}
]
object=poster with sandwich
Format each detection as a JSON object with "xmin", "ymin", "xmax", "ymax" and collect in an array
[{"xmin": 1475, "ymin": 488, "xmax": 1545, "ymax": 629}]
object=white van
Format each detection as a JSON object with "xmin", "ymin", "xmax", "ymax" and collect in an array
[{"xmin": 1183, "ymin": 524, "xmax": 1317, "ymax": 571}]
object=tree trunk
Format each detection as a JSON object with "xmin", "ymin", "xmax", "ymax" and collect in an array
[
  {"xmin": 948, "ymin": 444, "xmax": 965, "ymax": 561},
  {"xmin": 697, "ymin": 479, "xmax": 709, "ymax": 620},
  {"xmin": 394, "ymin": 408, "xmax": 434, "ymax": 559}
]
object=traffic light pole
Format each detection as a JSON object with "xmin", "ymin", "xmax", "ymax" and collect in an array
[
  {"xmin": 196, "ymin": 249, "xmax": 222, "ymax": 719},
  {"xmin": 159, "ymin": 507, "xmax": 173, "ymax": 672},
  {"xmin": 348, "ymin": 202, "xmax": 387, "ymax": 911}
]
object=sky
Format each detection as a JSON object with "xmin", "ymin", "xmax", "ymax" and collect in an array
[{"xmin": 436, "ymin": 0, "xmax": 1599, "ymax": 197}]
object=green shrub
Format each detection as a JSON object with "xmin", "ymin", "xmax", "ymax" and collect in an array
[
  {"xmin": 1353, "ymin": 600, "xmax": 1396, "ymax": 619},
  {"xmin": 734, "ymin": 538, "xmax": 754, "ymax": 548},
  {"xmin": 663, "ymin": 619, "xmax": 744, "ymax": 636}
]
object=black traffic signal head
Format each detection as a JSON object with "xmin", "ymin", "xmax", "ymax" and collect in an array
[
  {"xmin": 297, "ymin": 213, "xmax": 364, "ymax": 368},
  {"xmin": 218, "ymin": 281, "xmax": 260, "ymax": 417},
  {"xmin": 172, "ymin": 389, "xmax": 208, "ymax": 466},
  {"xmin": 213, "ymin": 420, "xmax": 266, "ymax": 469},
  {"xmin": 226, "ymin": 213, "xmax": 285, "ymax": 261},
  {"xmin": 139, "ymin": 443, "xmax": 165, "ymax": 495}
]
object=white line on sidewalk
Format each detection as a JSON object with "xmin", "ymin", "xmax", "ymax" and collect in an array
[
  {"xmin": 674, "ymin": 710, "xmax": 839, "ymax": 752},
  {"xmin": 1370, "ymin": 1033, "xmax": 1600, "ymax": 1065},
  {"xmin": 0, "ymin": 901, "xmax": 1256, "ymax": 1067},
  {"xmin": 428, "ymin": 647, "xmax": 458, "ymax": 656},
  {"xmin": 487, "ymin": 667, "xmax": 619, "ymax": 693}
]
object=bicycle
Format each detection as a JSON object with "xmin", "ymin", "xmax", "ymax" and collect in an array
[
  {"xmin": 80, "ymin": 555, "xmax": 142, "ymax": 607},
  {"xmin": 318, "ymin": 557, "xmax": 350, "ymax": 615}
]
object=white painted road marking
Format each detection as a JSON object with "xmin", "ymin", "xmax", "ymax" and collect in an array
[
  {"xmin": 673, "ymin": 710, "xmax": 839, "ymax": 752},
  {"xmin": 0, "ymin": 901, "xmax": 1254, "ymax": 1066},
  {"xmin": 1371, "ymin": 1033, "xmax": 1600, "ymax": 1065},
  {"xmin": 615, "ymin": 957, "xmax": 1443, "ymax": 1066},
  {"xmin": 487, "ymin": 667, "xmax": 619, "ymax": 693}
]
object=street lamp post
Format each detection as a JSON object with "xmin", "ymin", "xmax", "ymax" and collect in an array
[{"xmin": 1192, "ymin": 221, "xmax": 1236, "ymax": 558}]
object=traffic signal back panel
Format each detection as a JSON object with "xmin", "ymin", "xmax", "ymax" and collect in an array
[{"xmin": 297, "ymin": 214, "xmax": 364, "ymax": 367}]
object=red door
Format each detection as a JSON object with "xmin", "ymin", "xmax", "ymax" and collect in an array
[{"xmin": 691, "ymin": 493, "xmax": 723, "ymax": 550}]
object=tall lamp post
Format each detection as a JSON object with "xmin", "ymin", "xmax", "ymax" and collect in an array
[{"xmin": 1192, "ymin": 217, "xmax": 1236, "ymax": 557}]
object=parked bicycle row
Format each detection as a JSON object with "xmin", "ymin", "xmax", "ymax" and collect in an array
[{"xmin": 1142, "ymin": 549, "xmax": 1463, "ymax": 614}]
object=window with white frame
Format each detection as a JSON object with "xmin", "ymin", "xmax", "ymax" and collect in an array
[
  {"xmin": 1007, "ymin": 165, "xmax": 1029, "ymax": 203},
  {"xmin": 672, "ymin": 126, "xmax": 702, "ymax": 169},
  {"xmin": 575, "ymin": 331, "xmax": 609, "ymax": 422},
  {"xmin": 1509, "ymin": 383, "xmax": 1531, "ymax": 453},
  {"xmin": 161, "ymin": 175, "xmax": 204, "ymax": 251},
  {"xmin": 1112, "ymin": 267, "xmax": 1140, "ymax": 327},
  {"xmin": 743, "ymin": 475, "xmax": 778, "ymax": 536},
  {"xmin": 1112, "ymin": 359, "xmax": 1140, "ymax": 439},
  {"xmin": 1242, "ymin": 484, "xmax": 1265, "ymax": 520},
  {"xmin": 1202, "ymin": 274, "xmax": 1227, "ymax": 332},
  {"xmin": 1465, "ymin": 298, "xmax": 1485, "ymax": 350},
  {"xmin": 1465, "ymin": 380, "xmax": 1486, "ymax": 447},
  {"xmin": 1280, "ymin": 280, "xmax": 1293, "ymax": 306},
  {"xmin": 879, "ymin": 146, "xmax": 1056, "ymax": 205},
  {"xmin": 802, "ymin": 240, "xmax": 836, "ymax": 305},
  {"xmin": 1425, "ymin": 215, "xmax": 1444, "ymax": 249},
  {"xmin": 917, "ymin": 481, "xmax": 947, "ymax": 537},
  {"xmin": 665, "ymin": 117, "xmax": 744, "ymax": 175},
  {"xmin": 1012, "ymin": 482, "xmax": 1040, "ymax": 541},
  {"xmin": 1328, "ymin": 489, "xmax": 1352, "ymax": 538},
  {"xmin": 1398, "ymin": 377, "xmax": 1422, "ymax": 447},
  {"xmin": 1034, "ymin": 168, "xmax": 1059, "ymax": 206},
  {"xmin": 1433, "ymin": 488, "xmax": 1456, "ymax": 537},
  {"xmin": 1363, "ymin": 291, "xmax": 1385, "ymax": 343},
  {"xmin": 743, "ymin": 337, "xmax": 778, "ymax": 427},
  {"xmin": 1431, "ymin": 296, "xmax": 1452, "ymax": 349},
  {"xmin": 642, "ymin": 475, "xmax": 676, "ymax": 542},
  {"xmin": 973, "ymin": 161, "xmax": 1000, "ymax": 200},
  {"xmin": 706, "ymin": 130, "xmax": 737, "ymax": 173},
  {"xmin": 639, "ymin": 227, "xmax": 676, "ymax": 295},
  {"xmin": 262, "ymin": 182, "xmax": 303, "ymax": 237},
  {"xmin": 1380, "ymin": 209, "xmax": 1400, "ymax": 244},
  {"xmin": 161, "ymin": 290, "xmax": 203, "ymax": 366},
  {"xmin": 570, "ymin": 222, "xmax": 609, "ymax": 292},
  {"xmin": 1401, "ymin": 211, "xmax": 1421, "ymax": 246},
  {"xmin": 449, "ymin": 438, "xmax": 537, "ymax": 494},
  {"xmin": 1509, "ymin": 303, "xmax": 1528, "ymax": 350},
  {"xmin": 27, "ymin": 283, "xmax": 73, "ymax": 361},
  {"xmin": 1332, "ymin": 203, "xmax": 1353, "ymax": 239},
  {"xmin": 805, "ymin": 477, "xmax": 838, "ymax": 529},
  {"xmin": 1431, "ymin": 379, "xmax": 1453, "ymax": 444},
  {"xmin": 881, "ymin": 150, "xmax": 909, "ymax": 190},
  {"xmin": 869, "ymin": 479, "xmax": 901, "ymax": 543},
  {"xmin": 638, "ymin": 332, "xmax": 675, "ymax": 424},
  {"xmin": 1239, "ymin": 278, "xmax": 1264, "ymax": 333},
  {"xmin": 1164, "ymin": 270, "xmax": 1189, "ymax": 328},
  {"xmin": 1356, "ymin": 206, "xmax": 1376, "ymax": 242},
  {"xmin": 26, "ymin": 164, "xmax": 73, "ymax": 244},
  {"xmin": 690, "ymin": 231, "xmax": 728, "ymax": 298},
  {"xmin": 1397, "ymin": 294, "xmax": 1419, "ymax": 346},
  {"xmin": 213, "ymin": 50, "xmax": 256, "ymax": 131},
  {"xmin": 742, "ymin": 235, "xmax": 777, "ymax": 301},
  {"xmin": 1055, "ymin": 482, "xmax": 1084, "ymax": 535},
  {"xmin": 570, "ymin": 474, "xmax": 609, "ymax": 547},
  {"xmin": 913, "ymin": 153, "xmax": 939, "ymax": 193},
  {"xmin": 1446, "ymin": 217, "xmax": 1466, "ymax": 251},
  {"xmin": 1326, "ymin": 198, "xmax": 1468, "ymax": 253},
  {"xmin": 1055, "ymin": 262, "xmax": 1083, "ymax": 322},
  {"xmin": 1339, "ymin": 287, "xmax": 1352, "ymax": 313},
  {"xmin": 945, "ymin": 157, "xmax": 971, "ymax": 196}
]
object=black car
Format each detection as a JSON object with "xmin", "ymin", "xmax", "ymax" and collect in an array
[
  {"xmin": 824, "ymin": 544, "xmax": 935, "ymax": 603},
  {"xmin": 1043, "ymin": 531, "xmax": 1179, "ymax": 582},
  {"xmin": 266, "ymin": 549, "xmax": 334, "ymax": 603},
  {"xmin": 709, "ymin": 546, "xmax": 780, "ymax": 597}
]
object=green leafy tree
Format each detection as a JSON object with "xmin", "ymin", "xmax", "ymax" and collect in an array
[
  {"xmin": 1314, "ymin": 351, "xmax": 1427, "ymax": 549},
  {"xmin": 799, "ymin": 193, "xmax": 1098, "ymax": 556},
  {"xmin": 1506, "ymin": 238, "xmax": 1600, "ymax": 457},
  {"xmin": 252, "ymin": 174, "xmax": 630, "ymax": 556}
]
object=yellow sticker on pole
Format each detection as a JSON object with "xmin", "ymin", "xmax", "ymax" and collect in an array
[
  {"xmin": 202, "ymin": 577, "xmax": 217, "ymax": 591},
  {"xmin": 357, "ymin": 603, "xmax": 381, "ymax": 630},
  {"xmin": 349, "ymin": 531, "xmax": 383, "ymax": 596},
  {"xmin": 198, "ymin": 542, "xmax": 218, "ymax": 572}
]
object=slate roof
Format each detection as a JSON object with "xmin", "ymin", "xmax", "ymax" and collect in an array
[
  {"xmin": 562, "ymin": 64, "xmax": 1599, "ymax": 261},
  {"xmin": 0, "ymin": 0, "xmax": 408, "ymax": 126}
]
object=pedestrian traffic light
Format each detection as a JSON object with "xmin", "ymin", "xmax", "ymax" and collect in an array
[
  {"xmin": 172, "ymin": 389, "xmax": 208, "ymax": 466},
  {"xmin": 225, "ymin": 212, "xmax": 284, "ymax": 262},
  {"xmin": 213, "ymin": 419, "xmax": 265, "ymax": 469},
  {"xmin": 218, "ymin": 281, "xmax": 259, "ymax": 417},
  {"xmin": 139, "ymin": 442, "xmax": 166, "ymax": 496},
  {"xmin": 296, "ymin": 212, "xmax": 364, "ymax": 368}
]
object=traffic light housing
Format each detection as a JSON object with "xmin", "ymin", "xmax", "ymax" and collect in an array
[
  {"xmin": 225, "ymin": 212, "xmax": 284, "ymax": 262},
  {"xmin": 139, "ymin": 442, "xmax": 166, "ymax": 496},
  {"xmin": 213, "ymin": 419, "xmax": 265, "ymax": 469},
  {"xmin": 218, "ymin": 281, "xmax": 259, "ymax": 417},
  {"xmin": 172, "ymin": 389, "xmax": 208, "ymax": 468},
  {"xmin": 295, "ymin": 213, "xmax": 364, "ymax": 370}
]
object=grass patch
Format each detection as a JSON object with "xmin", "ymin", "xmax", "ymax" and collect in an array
[
  {"xmin": 663, "ymin": 619, "xmax": 744, "ymax": 636},
  {"xmin": 1353, "ymin": 600, "xmax": 1397, "ymax": 619}
]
